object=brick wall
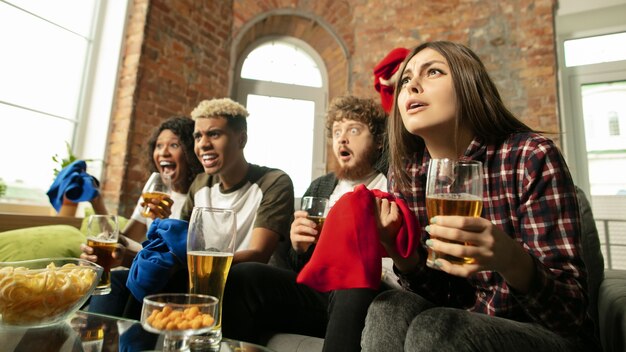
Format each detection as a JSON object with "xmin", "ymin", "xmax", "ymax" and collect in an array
[
  {"xmin": 105, "ymin": 0, "xmax": 233, "ymax": 215},
  {"xmin": 105, "ymin": 0, "xmax": 558, "ymax": 216}
]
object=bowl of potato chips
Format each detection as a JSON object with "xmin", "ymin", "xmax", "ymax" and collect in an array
[{"xmin": 0, "ymin": 257, "xmax": 103, "ymax": 328}]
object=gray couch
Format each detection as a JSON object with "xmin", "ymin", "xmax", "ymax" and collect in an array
[
  {"xmin": 262, "ymin": 188, "xmax": 626, "ymax": 352},
  {"xmin": 578, "ymin": 188, "xmax": 626, "ymax": 352}
]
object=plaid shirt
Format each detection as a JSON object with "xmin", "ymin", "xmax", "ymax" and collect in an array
[{"xmin": 391, "ymin": 132, "xmax": 595, "ymax": 339}]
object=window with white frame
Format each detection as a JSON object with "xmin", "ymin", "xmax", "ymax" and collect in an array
[
  {"xmin": 235, "ymin": 38, "xmax": 327, "ymax": 198},
  {"xmin": 559, "ymin": 23, "xmax": 626, "ymax": 269},
  {"xmin": 0, "ymin": 0, "xmax": 127, "ymax": 208}
]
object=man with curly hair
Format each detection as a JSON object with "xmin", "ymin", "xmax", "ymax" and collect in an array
[
  {"xmin": 222, "ymin": 96, "xmax": 392, "ymax": 352},
  {"xmin": 182, "ymin": 97, "xmax": 295, "ymax": 264}
]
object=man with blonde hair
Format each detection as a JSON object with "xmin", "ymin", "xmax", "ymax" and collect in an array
[
  {"xmin": 115, "ymin": 98, "xmax": 294, "ymax": 326},
  {"xmin": 182, "ymin": 97, "xmax": 295, "ymax": 264}
]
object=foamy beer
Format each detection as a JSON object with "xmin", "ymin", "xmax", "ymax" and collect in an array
[
  {"xmin": 301, "ymin": 196, "xmax": 329, "ymax": 233},
  {"xmin": 425, "ymin": 159, "xmax": 483, "ymax": 266},
  {"xmin": 140, "ymin": 172, "xmax": 171, "ymax": 218},
  {"xmin": 187, "ymin": 207, "xmax": 237, "ymax": 348},
  {"xmin": 85, "ymin": 215, "xmax": 119, "ymax": 295}
]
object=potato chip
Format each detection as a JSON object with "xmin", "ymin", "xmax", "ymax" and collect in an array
[{"xmin": 0, "ymin": 262, "xmax": 98, "ymax": 325}]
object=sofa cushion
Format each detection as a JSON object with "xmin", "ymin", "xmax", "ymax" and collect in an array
[
  {"xmin": 597, "ymin": 270, "xmax": 626, "ymax": 352},
  {"xmin": 575, "ymin": 186, "xmax": 605, "ymax": 330},
  {"xmin": 266, "ymin": 333, "xmax": 324, "ymax": 352},
  {"xmin": 0, "ymin": 224, "xmax": 85, "ymax": 262}
]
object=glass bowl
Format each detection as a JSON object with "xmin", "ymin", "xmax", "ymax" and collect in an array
[
  {"xmin": 141, "ymin": 293, "xmax": 218, "ymax": 351},
  {"xmin": 0, "ymin": 257, "xmax": 103, "ymax": 328}
]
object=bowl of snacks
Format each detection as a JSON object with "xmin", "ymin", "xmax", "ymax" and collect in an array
[
  {"xmin": 0, "ymin": 257, "xmax": 103, "ymax": 328},
  {"xmin": 141, "ymin": 293, "xmax": 218, "ymax": 351}
]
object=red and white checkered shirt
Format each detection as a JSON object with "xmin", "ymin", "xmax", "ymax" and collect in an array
[{"xmin": 390, "ymin": 132, "xmax": 595, "ymax": 339}]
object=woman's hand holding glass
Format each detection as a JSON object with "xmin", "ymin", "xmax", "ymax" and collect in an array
[
  {"xmin": 424, "ymin": 215, "xmax": 534, "ymax": 291},
  {"xmin": 79, "ymin": 242, "xmax": 125, "ymax": 266},
  {"xmin": 140, "ymin": 172, "xmax": 173, "ymax": 219}
]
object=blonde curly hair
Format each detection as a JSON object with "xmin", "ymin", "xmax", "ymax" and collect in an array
[{"xmin": 190, "ymin": 98, "xmax": 249, "ymax": 131}]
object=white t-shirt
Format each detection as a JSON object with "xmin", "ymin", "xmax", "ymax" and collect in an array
[
  {"xmin": 328, "ymin": 172, "xmax": 387, "ymax": 208},
  {"xmin": 180, "ymin": 165, "xmax": 294, "ymax": 253}
]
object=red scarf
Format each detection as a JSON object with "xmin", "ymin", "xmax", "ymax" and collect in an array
[{"xmin": 297, "ymin": 184, "xmax": 419, "ymax": 292}]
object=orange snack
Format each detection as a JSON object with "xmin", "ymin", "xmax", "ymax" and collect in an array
[{"xmin": 147, "ymin": 304, "xmax": 215, "ymax": 331}]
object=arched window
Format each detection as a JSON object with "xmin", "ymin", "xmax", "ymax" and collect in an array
[{"xmin": 235, "ymin": 37, "xmax": 327, "ymax": 198}]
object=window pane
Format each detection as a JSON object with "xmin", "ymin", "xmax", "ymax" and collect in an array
[
  {"xmin": 0, "ymin": 103, "xmax": 75, "ymax": 204},
  {"xmin": 241, "ymin": 41, "xmax": 322, "ymax": 87},
  {"xmin": 564, "ymin": 32, "xmax": 626, "ymax": 67},
  {"xmin": 0, "ymin": 2, "xmax": 88, "ymax": 119},
  {"xmin": 6, "ymin": 0, "xmax": 96, "ymax": 36},
  {"xmin": 244, "ymin": 95, "xmax": 315, "ymax": 197},
  {"xmin": 581, "ymin": 81, "xmax": 626, "ymax": 195}
]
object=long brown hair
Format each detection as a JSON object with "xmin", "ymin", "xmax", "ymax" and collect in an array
[{"xmin": 387, "ymin": 41, "xmax": 533, "ymax": 191}]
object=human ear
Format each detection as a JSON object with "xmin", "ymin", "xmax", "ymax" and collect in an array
[{"xmin": 239, "ymin": 131, "xmax": 247, "ymax": 149}]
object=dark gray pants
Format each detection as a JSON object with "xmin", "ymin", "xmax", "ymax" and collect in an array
[{"xmin": 362, "ymin": 289, "xmax": 595, "ymax": 352}]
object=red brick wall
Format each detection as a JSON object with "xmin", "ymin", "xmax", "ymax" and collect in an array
[
  {"xmin": 105, "ymin": 0, "xmax": 233, "ymax": 215},
  {"xmin": 105, "ymin": 0, "xmax": 558, "ymax": 216}
]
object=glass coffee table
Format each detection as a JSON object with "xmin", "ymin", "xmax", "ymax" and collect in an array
[{"xmin": 0, "ymin": 310, "xmax": 274, "ymax": 352}]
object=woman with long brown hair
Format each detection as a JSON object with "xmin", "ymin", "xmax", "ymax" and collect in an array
[{"xmin": 362, "ymin": 41, "xmax": 599, "ymax": 351}]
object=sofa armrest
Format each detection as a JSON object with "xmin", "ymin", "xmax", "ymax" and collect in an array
[
  {"xmin": 0, "ymin": 212, "xmax": 83, "ymax": 232},
  {"xmin": 597, "ymin": 269, "xmax": 626, "ymax": 352}
]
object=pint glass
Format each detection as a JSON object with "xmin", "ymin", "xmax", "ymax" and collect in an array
[
  {"xmin": 186, "ymin": 207, "xmax": 236, "ymax": 348},
  {"xmin": 425, "ymin": 159, "xmax": 483, "ymax": 266}
]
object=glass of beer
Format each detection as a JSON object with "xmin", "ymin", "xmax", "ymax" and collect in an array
[
  {"xmin": 301, "ymin": 196, "xmax": 329, "ymax": 233},
  {"xmin": 85, "ymin": 214, "xmax": 119, "ymax": 295},
  {"xmin": 186, "ymin": 207, "xmax": 236, "ymax": 349},
  {"xmin": 425, "ymin": 159, "xmax": 483, "ymax": 266},
  {"xmin": 140, "ymin": 172, "xmax": 172, "ymax": 218}
]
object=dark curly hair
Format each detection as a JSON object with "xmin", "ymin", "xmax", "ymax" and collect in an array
[{"xmin": 146, "ymin": 116, "xmax": 203, "ymax": 192}]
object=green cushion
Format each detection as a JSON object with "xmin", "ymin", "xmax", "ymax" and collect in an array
[{"xmin": 0, "ymin": 225, "xmax": 86, "ymax": 262}]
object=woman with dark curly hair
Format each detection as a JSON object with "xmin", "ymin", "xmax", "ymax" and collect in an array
[
  {"xmin": 85, "ymin": 115, "xmax": 202, "ymax": 245},
  {"xmin": 82, "ymin": 115, "xmax": 203, "ymax": 317},
  {"xmin": 144, "ymin": 116, "xmax": 204, "ymax": 197}
]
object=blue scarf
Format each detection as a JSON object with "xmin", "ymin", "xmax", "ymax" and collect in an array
[{"xmin": 126, "ymin": 218, "xmax": 188, "ymax": 301}]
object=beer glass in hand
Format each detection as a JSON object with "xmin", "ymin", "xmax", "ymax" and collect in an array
[
  {"xmin": 186, "ymin": 207, "xmax": 237, "ymax": 348},
  {"xmin": 140, "ymin": 172, "xmax": 172, "ymax": 218},
  {"xmin": 301, "ymin": 196, "xmax": 329, "ymax": 233},
  {"xmin": 425, "ymin": 159, "xmax": 483, "ymax": 266},
  {"xmin": 86, "ymin": 214, "xmax": 119, "ymax": 295}
]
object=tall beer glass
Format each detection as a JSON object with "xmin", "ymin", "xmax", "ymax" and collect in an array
[
  {"xmin": 86, "ymin": 214, "xmax": 119, "ymax": 295},
  {"xmin": 186, "ymin": 207, "xmax": 236, "ymax": 348},
  {"xmin": 425, "ymin": 159, "xmax": 483, "ymax": 266}
]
